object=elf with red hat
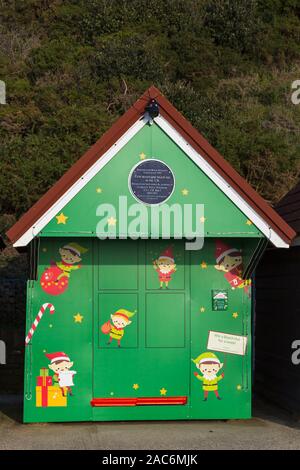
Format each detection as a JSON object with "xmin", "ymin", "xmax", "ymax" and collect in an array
[
  {"xmin": 46, "ymin": 352, "xmax": 76, "ymax": 397},
  {"xmin": 214, "ymin": 239, "xmax": 251, "ymax": 295},
  {"xmin": 153, "ymin": 247, "xmax": 177, "ymax": 289}
]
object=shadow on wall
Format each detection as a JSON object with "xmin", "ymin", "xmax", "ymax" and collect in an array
[
  {"xmin": 0, "ymin": 394, "xmax": 23, "ymax": 423},
  {"xmin": 0, "ymin": 242, "xmax": 27, "ymax": 396}
]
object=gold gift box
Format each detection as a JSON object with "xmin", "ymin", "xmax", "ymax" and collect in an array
[{"xmin": 36, "ymin": 386, "xmax": 67, "ymax": 407}]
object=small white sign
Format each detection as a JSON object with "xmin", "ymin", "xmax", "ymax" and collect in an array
[
  {"xmin": 58, "ymin": 370, "xmax": 77, "ymax": 387},
  {"xmin": 207, "ymin": 330, "xmax": 247, "ymax": 356}
]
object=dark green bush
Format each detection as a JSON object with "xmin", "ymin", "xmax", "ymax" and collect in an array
[{"xmin": 0, "ymin": 0, "xmax": 300, "ymax": 220}]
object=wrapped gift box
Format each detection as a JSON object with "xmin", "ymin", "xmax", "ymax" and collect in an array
[
  {"xmin": 36, "ymin": 367, "xmax": 52, "ymax": 387},
  {"xmin": 36, "ymin": 368, "xmax": 67, "ymax": 407},
  {"xmin": 36, "ymin": 386, "xmax": 67, "ymax": 407}
]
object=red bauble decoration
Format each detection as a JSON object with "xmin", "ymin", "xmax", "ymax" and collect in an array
[{"xmin": 40, "ymin": 265, "xmax": 69, "ymax": 296}]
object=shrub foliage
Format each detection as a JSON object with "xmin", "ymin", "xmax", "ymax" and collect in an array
[{"xmin": 0, "ymin": 0, "xmax": 300, "ymax": 227}]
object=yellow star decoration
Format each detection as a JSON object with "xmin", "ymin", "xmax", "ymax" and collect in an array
[
  {"xmin": 246, "ymin": 219, "xmax": 253, "ymax": 226},
  {"xmin": 56, "ymin": 212, "xmax": 68, "ymax": 224},
  {"xmin": 133, "ymin": 383, "xmax": 139, "ymax": 390},
  {"xmin": 107, "ymin": 216, "xmax": 117, "ymax": 226},
  {"xmin": 181, "ymin": 188, "xmax": 189, "ymax": 196},
  {"xmin": 160, "ymin": 387, "xmax": 167, "ymax": 396},
  {"xmin": 200, "ymin": 306, "xmax": 206, "ymax": 313},
  {"xmin": 139, "ymin": 152, "xmax": 146, "ymax": 160},
  {"xmin": 232, "ymin": 312, "xmax": 239, "ymax": 319},
  {"xmin": 237, "ymin": 384, "xmax": 242, "ymax": 391},
  {"xmin": 74, "ymin": 313, "xmax": 84, "ymax": 323},
  {"xmin": 96, "ymin": 187, "xmax": 103, "ymax": 194},
  {"xmin": 200, "ymin": 261, "xmax": 208, "ymax": 269},
  {"xmin": 200, "ymin": 216, "xmax": 206, "ymax": 223}
]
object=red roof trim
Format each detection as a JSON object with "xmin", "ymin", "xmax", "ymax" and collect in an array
[
  {"xmin": 6, "ymin": 86, "xmax": 296, "ymax": 245},
  {"xmin": 156, "ymin": 93, "xmax": 295, "ymax": 245}
]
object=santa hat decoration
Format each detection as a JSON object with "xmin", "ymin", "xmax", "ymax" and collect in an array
[
  {"xmin": 215, "ymin": 239, "xmax": 241, "ymax": 264},
  {"xmin": 158, "ymin": 246, "xmax": 174, "ymax": 263},
  {"xmin": 62, "ymin": 242, "xmax": 88, "ymax": 257},
  {"xmin": 45, "ymin": 352, "xmax": 70, "ymax": 363},
  {"xmin": 192, "ymin": 351, "xmax": 221, "ymax": 365}
]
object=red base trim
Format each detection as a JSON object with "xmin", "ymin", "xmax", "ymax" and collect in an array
[{"xmin": 91, "ymin": 396, "xmax": 187, "ymax": 407}]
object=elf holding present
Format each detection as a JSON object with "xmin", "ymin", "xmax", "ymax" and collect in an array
[
  {"xmin": 102, "ymin": 309, "xmax": 135, "ymax": 347},
  {"xmin": 40, "ymin": 242, "xmax": 87, "ymax": 295},
  {"xmin": 46, "ymin": 352, "xmax": 77, "ymax": 397},
  {"xmin": 214, "ymin": 239, "xmax": 251, "ymax": 295},
  {"xmin": 153, "ymin": 247, "xmax": 177, "ymax": 289},
  {"xmin": 193, "ymin": 352, "xmax": 224, "ymax": 401}
]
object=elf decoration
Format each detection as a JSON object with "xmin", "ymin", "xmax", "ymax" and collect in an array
[
  {"xmin": 36, "ymin": 367, "xmax": 67, "ymax": 407},
  {"xmin": 40, "ymin": 243, "xmax": 88, "ymax": 296},
  {"xmin": 153, "ymin": 247, "xmax": 177, "ymax": 289},
  {"xmin": 46, "ymin": 352, "xmax": 76, "ymax": 397},
  {"xmin": 214, "ymin": 239, "xmax": 251, "ymax": 296},
  {"xmin": 192, "ymin": 352, "xmax": 224, "ymax": 401},
  {"xmin": 25, "ymin": 303, "xmax": 55, "ymax": 346},
  {"xmin": 101, "ymin": 308, "xmax": 136, "ymax": 347}
]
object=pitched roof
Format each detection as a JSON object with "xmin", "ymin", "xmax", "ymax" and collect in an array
[
  {"xmin": 276, "ymin": 180, "xmax": 300, "ymax": 235},
  {"xmin": 6, "ymin": 86, "xmax": 296, "ymax": 247}
]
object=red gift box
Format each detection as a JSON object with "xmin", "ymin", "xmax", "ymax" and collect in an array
[
  {"xmin": 37, "ymin": 376, "xmax": 52, "ymax": 386},
  {"xmin": 36, "ymin": 367, "xmax": 52, "ymax": 386},
  {"xmin": 36, "ymin": 368, "xmax": 53, "ymax": 407}
]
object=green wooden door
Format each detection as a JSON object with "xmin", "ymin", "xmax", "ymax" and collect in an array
[
  {"xmin": 189, "ymin": 239, "xmax": 252, "ymax": 420},
  {"xmin": 93, "ymin": 239, "xmax": 190, "ymax": 420}
]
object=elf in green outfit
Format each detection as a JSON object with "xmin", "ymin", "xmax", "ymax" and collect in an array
[
  {"xmin": 193, "ymin": 352, "xmax": 224, "ymax": 401},
  {"xmin": 107, "ymin": 309, "xmax": 136, "ymax": 347}
]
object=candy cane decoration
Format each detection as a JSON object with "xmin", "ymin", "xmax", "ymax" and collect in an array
[{"xmin": 25, "ymin": 303, "xmax": 55, "ymax": 346}]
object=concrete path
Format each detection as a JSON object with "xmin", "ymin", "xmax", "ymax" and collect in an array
[{"xmin": 1, "ymin": 395, "xmax": 300, "ymax": 450}]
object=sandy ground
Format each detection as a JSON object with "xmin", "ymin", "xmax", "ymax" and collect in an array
[{"xmin": 1, "ymin": 395, "xmax": 300, "ymax": 450}]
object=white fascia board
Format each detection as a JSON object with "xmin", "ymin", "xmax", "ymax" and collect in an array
[
  {"xmin": 14, "ymin": 113, "xmax": 289, "ymax": 248},
  {"xmin": 155, "ymin": 116, "xmax": 289, "ymax": 248},
  {"xmin": 13, "ymin": 117, "xmax": 146, "ymax": 247}
]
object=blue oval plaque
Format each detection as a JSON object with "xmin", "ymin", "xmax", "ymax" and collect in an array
[{"xmin": 129, "ymin": 160, "xmax": 175, "ymax": 205}]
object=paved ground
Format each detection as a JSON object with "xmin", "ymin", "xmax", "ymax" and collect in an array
[{"xmin": 1, "ymin": 395, "xmax": 300, "ymax": 450}]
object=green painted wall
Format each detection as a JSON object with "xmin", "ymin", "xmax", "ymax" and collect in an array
[
  {"xmin": 24, "ymin": 237, "xmax": 252, "ymax": 422},
  {"xmin": 41, "ymin": 123, "xmax": 262, "ymax": 239},
  {"xmin": 190, "ymin": 238, "xmax": 251, "ymax": 420},
  {"xmin": 24, "ymin": 238, "xmax": 93, "ymax": 422}
]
